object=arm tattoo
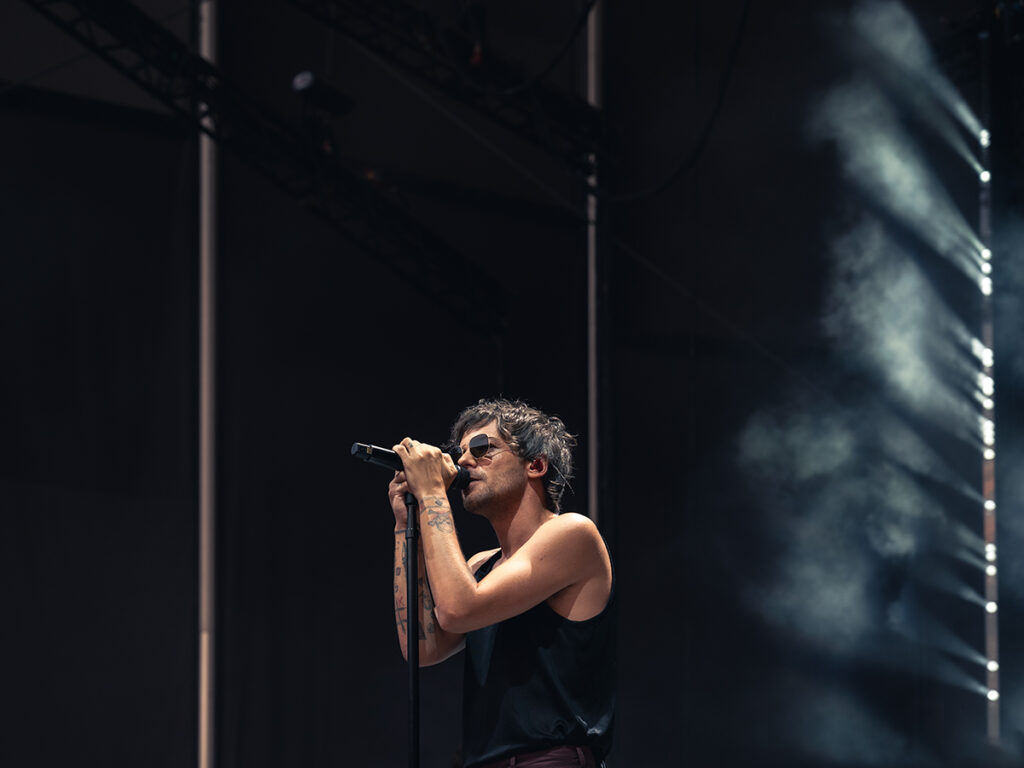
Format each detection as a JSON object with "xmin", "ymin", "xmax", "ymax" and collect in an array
[
  {"xmin": 418, "ymin": 576, "xmax": 437, "ymax": 634},
  {"xmin": 424, "ymin": 497, "xmax": 455, "ymax": 533},
  {"xmin": 395, "ymin": 540, "xmax": 405, "ymax": 593},
  {"xmin": 421, "ymin": 580, "xmax": 435, "ymax": 612},
  {"xmin": 394, "ymin": 596, "xmax": 408, "ymax": 634}
]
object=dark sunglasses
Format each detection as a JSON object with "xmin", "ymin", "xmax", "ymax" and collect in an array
[{"xmin": 448, "ymin": 434, "xmax": 512, "ymax": 460}]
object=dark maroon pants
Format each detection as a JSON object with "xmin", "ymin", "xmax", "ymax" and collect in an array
[{"xmin": 476, "ymin": 745, "xmax": 598, "ymax": 768}]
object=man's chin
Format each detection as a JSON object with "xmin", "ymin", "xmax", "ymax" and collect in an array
[{"xmin": 461, "ymin": 484, "xmax": 487, "ymax": 514}]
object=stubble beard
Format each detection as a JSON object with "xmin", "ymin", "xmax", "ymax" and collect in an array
[
  {"xmin": 462, "ymin": 474, "xmax": 522, "ymax": 517},
  {"xmin": 462, "ymin": 482, "xmax": 494, "ymax": 515}
]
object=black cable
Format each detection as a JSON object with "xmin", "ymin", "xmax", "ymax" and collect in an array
[
  {"xmin": 493, "ymin": 0, "xmax": 599, "ymax": 96},
  {"xmin": 592, "ymin": 0, "xmax": 752, "ymax": 204}
]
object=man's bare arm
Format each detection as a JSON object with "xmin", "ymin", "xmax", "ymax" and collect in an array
[
  {"xmin": 417, "ymin": 496, "xmax": 608, "ymax": 634},
  {"xmin": 393, "ymin": 528, "xmax": 466, "ymax": 666}
]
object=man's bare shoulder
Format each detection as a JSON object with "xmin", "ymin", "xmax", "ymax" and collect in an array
[
  {"xmin": 525, "ymin": 513, "xmax": 609, "ymax": 572},
  {"xmin": 539, "ymin": 512, "xmax": 605, "ymax": 546}
]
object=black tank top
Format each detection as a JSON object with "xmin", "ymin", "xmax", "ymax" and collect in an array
[{"xmin": 462, "ymin": 551, "xmax": 616, "ymax": 768}]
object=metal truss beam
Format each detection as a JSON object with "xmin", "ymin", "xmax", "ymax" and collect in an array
[
  {"xmin": 285, "ymin": 0, "xmax": 602, "ymax": 177},
  {"xmin": 20, "ymin": 0, "xmax": 508, "ymax": 330}
]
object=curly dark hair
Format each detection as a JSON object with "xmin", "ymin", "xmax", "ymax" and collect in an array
[{"xmin": 449, "ymin": 398, "xmax": 576, "ymax": 513}]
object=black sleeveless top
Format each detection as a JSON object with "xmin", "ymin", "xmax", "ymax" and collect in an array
[{"xmin": 462, "ymin": 550, "xmax": 616, "ymax": 768}]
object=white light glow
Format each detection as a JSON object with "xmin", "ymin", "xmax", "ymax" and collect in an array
[
  {"xmin": 981, "ymin": 248, "xmax": 992, "ymax": 260},
  {"xmin": 980, "ymin": 170, "xmax": 991, "ymax": 183},
  {"xmin": 986, "ymin": 601, "xmax": 998, "ymax": 613},
  {"xmin": 986, "ymin": 550, "xmax": 997, "ymax": 562},
  {"xmin": 981, "ymin": 261, "xmax": 992, "ymax": 275},
  {"xmin": 981, "ymin": 276, "xmax": 993, "ymax": 295},
  {"xmin": 982, "ymin": 398, "xmax": 994, "ymax": 410},
  {"xmin": 980, "ymin": 130, "xmax": 991, "ymax": 147},
  {"xmin": 981, "ymin": 417, "xmax": 995, "ymax": 446},
  {"xmin": 986, "ymin": 565, "xmax": 997, "ymax": 576},
  {"xmin": 985, "ymin": 500, "xmax": 996, "ymax": 511},
  {"xmin": 978, "ymin": 373, "xmax": 995, "ymax": 396},
  {"xmin": 988, "ymin": 660, "xmax": 1000, "ymax": 672},
  {"xmin": 984, "ymin": 448, "xmax": 996, "ymax": 460},
  {"xmin": 972, "ymin": 339, "xmax": 994, "ymax": 367},
  {"xmin": 988, "ymin": 689, "xmax": 1000, "ymax": 701}
]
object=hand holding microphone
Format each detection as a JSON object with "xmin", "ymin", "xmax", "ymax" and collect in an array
[{"xmin": 351, "ymin": 440, "xmax": 471, "ymax": 491}]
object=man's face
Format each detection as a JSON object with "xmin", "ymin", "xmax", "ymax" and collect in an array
[{"xmin": 456, "ymin": 420, "xmax": 526, "ymax": 514}]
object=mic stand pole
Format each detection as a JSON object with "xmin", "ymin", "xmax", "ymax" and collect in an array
[{"xmin": 405, "ymin": 492, "xmax": 420, "ymax": 768}]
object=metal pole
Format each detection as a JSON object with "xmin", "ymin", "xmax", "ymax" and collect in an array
[
  {"xmin": 198, "ymin": 2, "xmax": 218, "ymax": 768},
  {"xmin": 978, "ymin": 27, "xmax": 999, "ymax": 748},
  {"xmin": 586, "ymin": 1, "xmax": 601, "ymax": 524}
]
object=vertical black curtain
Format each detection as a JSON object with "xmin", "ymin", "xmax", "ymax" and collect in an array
[{"xmin": 1, "ymin": 96, "xmax": 197, "ymax": 766}]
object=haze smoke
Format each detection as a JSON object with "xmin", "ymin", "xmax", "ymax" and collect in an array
[
  {"xmin": 810, "ymin": 78, "xmax": 979, "ymax": 278},
  {"xmin": 738, "ymin": 1, "xmax": 1003, "ymax": 761},
  {"xmin": 822, "ymin": 216, "xmax": 981, "ymax": 446},
  {"xmin": 850, "ymin": 0, "xmax": 983, "ymax": 137}
]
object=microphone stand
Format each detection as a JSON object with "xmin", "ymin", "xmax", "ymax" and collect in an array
[
  {"xmin": 349, "ymin": 443, "xmax": 468, "ymax": 768},
  {"xmin": 404, "ymin": 491, "xmax": 420, "ymax": 768}
]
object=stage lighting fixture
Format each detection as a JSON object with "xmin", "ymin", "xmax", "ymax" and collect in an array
[
  {"xmin": 979, "ymin": 374, "xmax": 994, "ymax": 395},
  {"xmin": 986, "ymin": 601, "xmax": 998, "ymax": 613},
  {"xmin": 986, "ymin": 565, "xmax": 997, "ymax": 576},
  {"xmin": 980, "ymin": 130, "xmax": 991, "ymax": 147},
  {"xmin": 984, "ymin": 449, "xmax": 995, "ymax": 460},
  {"xmin": 981, "ymin": 248, "xmax": 992, "ymax": 260},
  {"xmin": 986, "ymin": 550, "xmax": 997, "ymax": 562},
  {"xmin": 982, "ymin": 419, "xmax": 995, "ymax": 446},
  {"xmin": 980, "ymin": 170, "xmax": 991, "ymax": 183},
  {"xmin": 292, "ymin": 70, "xmax": 355, "ymax": 116},
  {"xmin": 988, "ymin": 660, "xmax": 999, "ymax": 672},
  {"xmin": 985, "ymin": 500, "xmax": 996, "ymax": 511},
  {"xmin": 982, "ymin": 398, "xmax": 994, "ymax": 410},
  {"xmin": 988, "ymin": 690, "xmax": 1000, "ymax": 701},
  {"xmin": 972, "ymin": 339, "xmax": 994, "ymax": 366},
  {"xmin": 981, "ymin": 262, "xmax": 992, "ymax": 275},
  {"xmin": 981, "ymin": 277, "xmax": 993, "ymax": 296}
]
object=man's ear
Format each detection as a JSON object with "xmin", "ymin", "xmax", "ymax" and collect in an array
[{"xmin": 527, "ymin": 456, "xmax": 548, "ymax": 477}]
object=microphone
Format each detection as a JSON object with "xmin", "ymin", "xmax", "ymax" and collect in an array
[{"xmin": 351, "ymin": 442, "xmax": 471, "ymax": 491}]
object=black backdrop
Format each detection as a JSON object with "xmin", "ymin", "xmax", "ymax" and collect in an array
[{"xmin": 1, "ymin": 98, "xmax": 196, "ymax": 766}]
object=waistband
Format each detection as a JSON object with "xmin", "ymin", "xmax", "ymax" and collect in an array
[{"xmin": 476, "ymin": 745, "xmax": 597, "ymax": 768}]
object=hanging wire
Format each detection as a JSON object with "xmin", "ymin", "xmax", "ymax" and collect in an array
[
  {"xmin": 591, "ymin": 0, "xmax": 753, "ymax": 203},
  {"xmin": 445, "ymin": 0, "xmax": 600, "ymax": 96}
]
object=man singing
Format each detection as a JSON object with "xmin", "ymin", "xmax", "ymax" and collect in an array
[{"xmin": 390, "ymin": 398, "xmax": 615, "ymax": 768}]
